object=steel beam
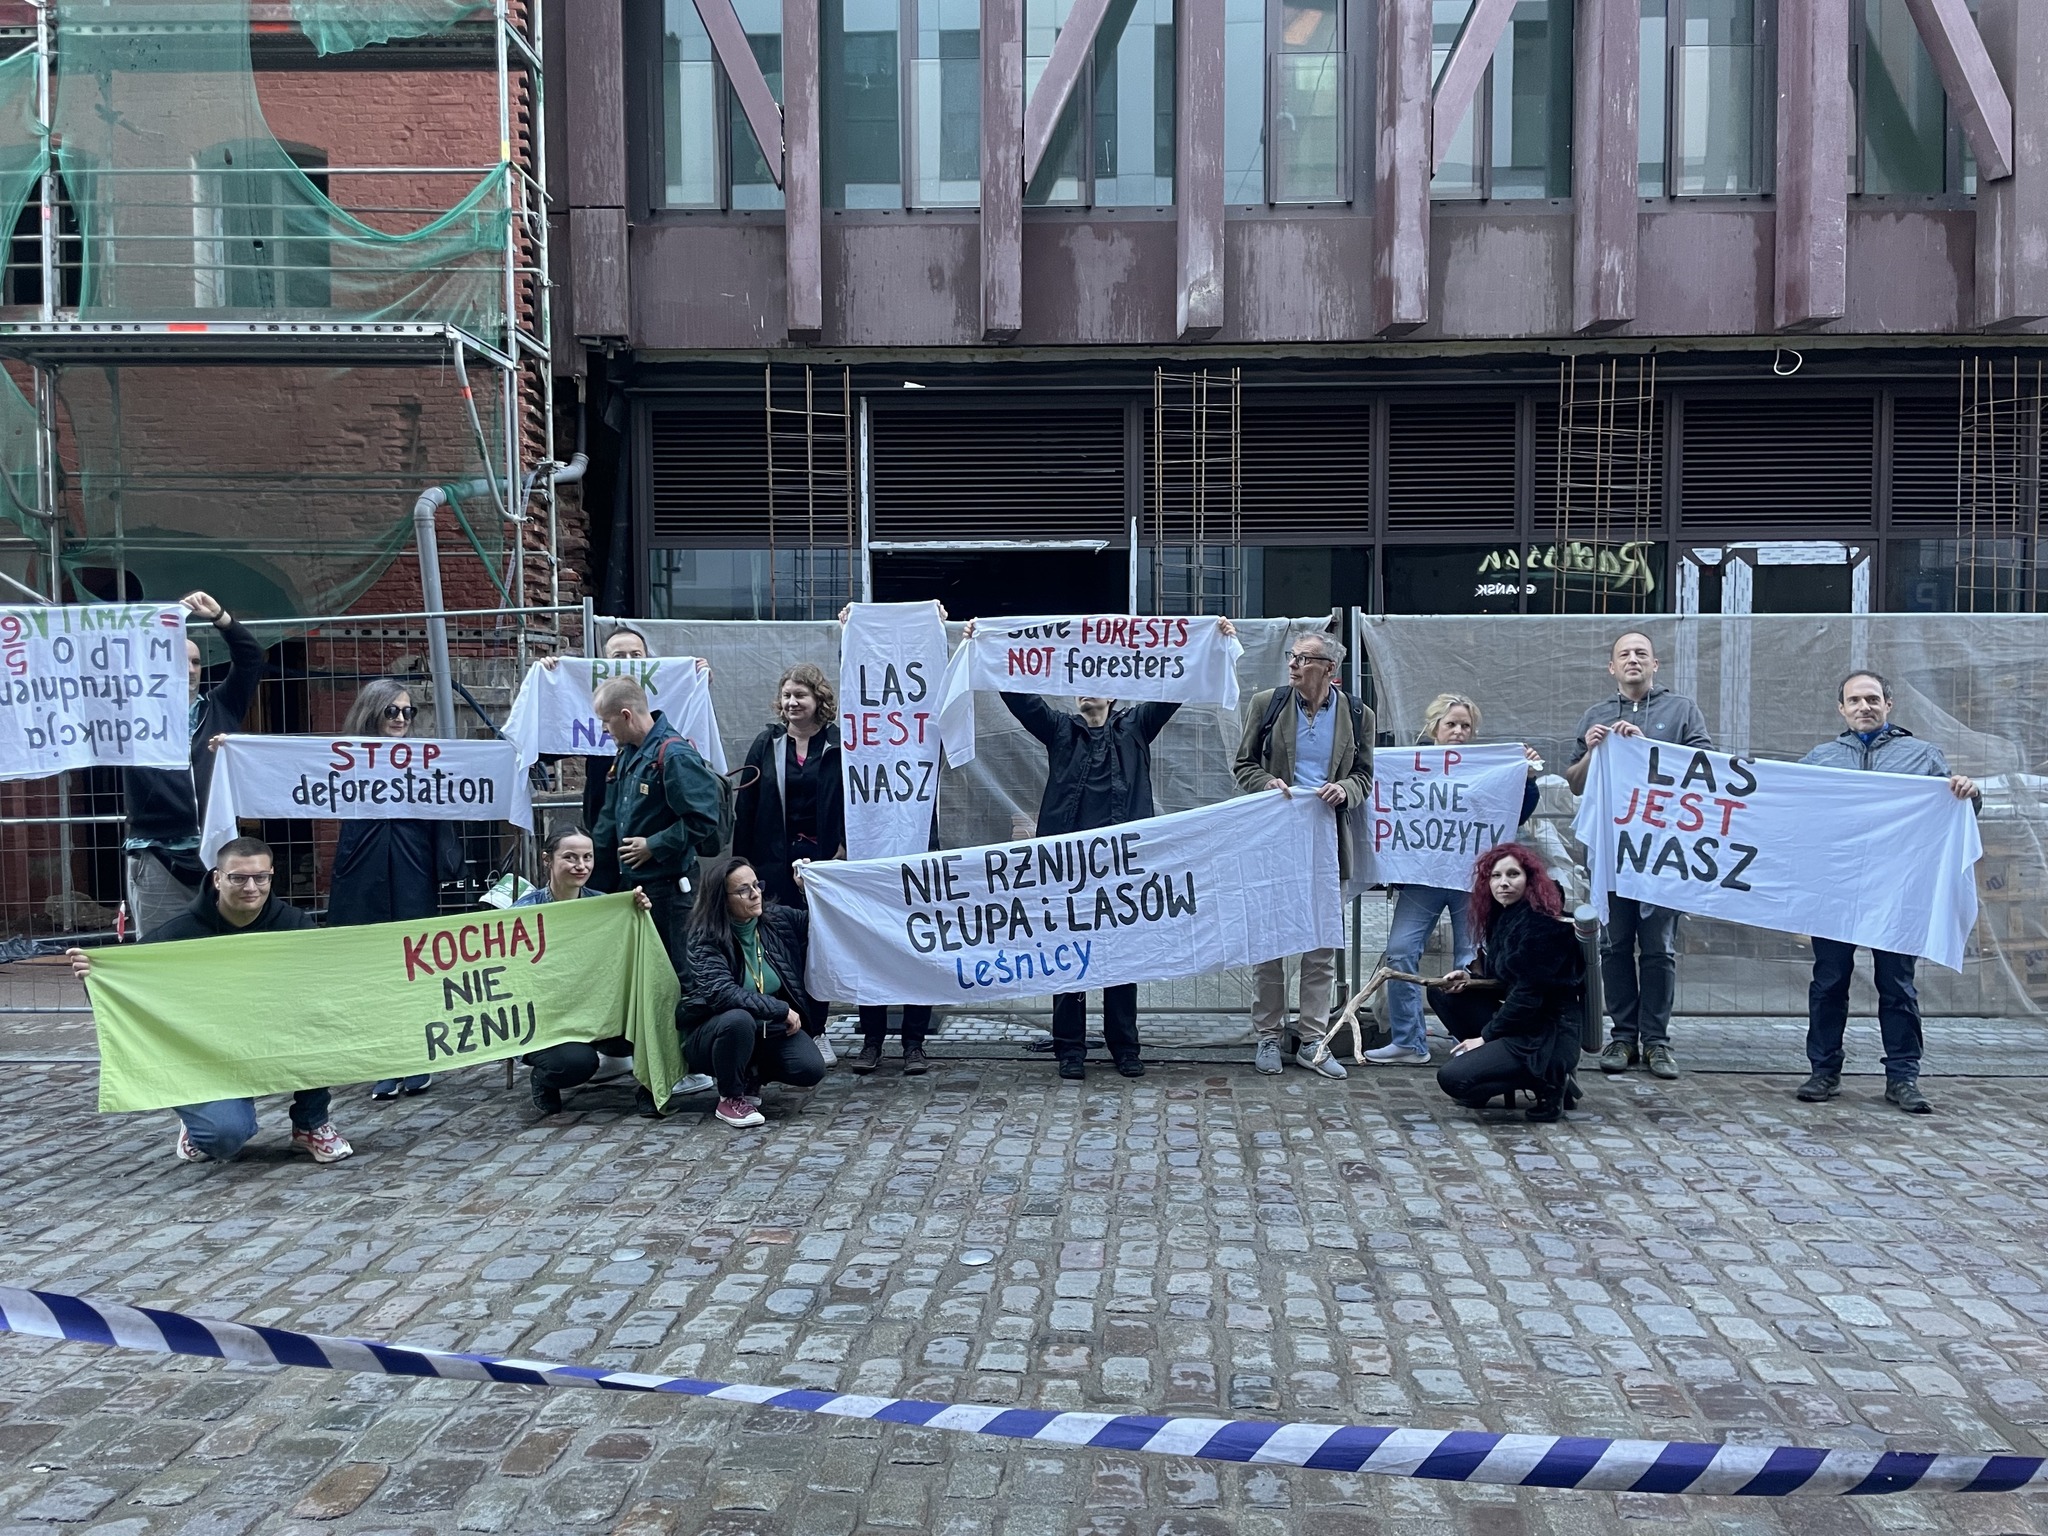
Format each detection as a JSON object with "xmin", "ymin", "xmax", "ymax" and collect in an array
[
  {"xmin": 1429, "ymin": 0, "xmax": 1516, "ymax": 174},
  {"xmin": 689, "ymin": 0, "xmax": 785, "ymax": 184},
  {"xmin": 783, "ymin": 0, "xmax": 823, "ymax": 339},
  {"xmin": 981, "ymin": 0, "xmax": 1025, "ymax": 338},
  {"xmin": 1022, "ymin": 0, "xmax": 1116, "ymax": 184},
  {"xmin": 1773, "ymin": 0, "xmax": 1848, "ymax": 331},
  {"xmin": 1373, "ymin": 0, "xmax": 1431, "ymax": 335},
  {"xmin": 1974, "ymin": 0, "xmax": 2048, "ymax": 326},
  {"xmin": 1176, "ymin": 0, "xmax": 1225, "ymax": 339},
  {"xmin": 1572, "ymin": 0, "xmax": 1638, "ymax": 333},
  {"xmin": 1900, "ymin": 0, "xmax": 2013, "ymax": 182}
]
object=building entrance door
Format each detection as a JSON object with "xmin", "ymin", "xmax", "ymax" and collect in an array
[
  {"xmin": 1676, "ymin": 542, "xmax": 1873, "ymax": 613},
  {"xmin": 870, "ymin": 548, "xmax": 1130, "ymax": 619}
]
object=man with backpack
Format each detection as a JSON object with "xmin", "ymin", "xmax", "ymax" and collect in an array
[
  {"xmin": 591, "ymin": 676, "xmax": 727, "ymax": 983},
  {"xmin": 1233, "ymin": 629, "xmax": 1374, "ymax": 1080}
]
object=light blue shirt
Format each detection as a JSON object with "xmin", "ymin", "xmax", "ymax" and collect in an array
[{"xmin": 1292, "ymin": 686, "xmax": 1337, "ymax": 791}]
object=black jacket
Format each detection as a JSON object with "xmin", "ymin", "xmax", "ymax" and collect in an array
[
  {"xmin": 325, "ymin": 819, "xmax": 464, "ymax": 927},
  {"xmin": 1002, "ymin": 694, "xmax": 1178, "ymax": 837},
  {"xmin": 680, "ymin": 903, "xmax": 819, "ymax": 1029},
  {"xmin": 734, "ymin": 722, "xmax": 844, "ymax": 900},
  {"xmin": 122, "ymin": 616, "xmax": 265, "ymax": 859},
  {"xmin": 1469, "ymin": 901, "xmax": 1585, "ymax": 1090},
  {"xmin": 147, "ymin": 881, "xmax": 316, "ymax": 944}
]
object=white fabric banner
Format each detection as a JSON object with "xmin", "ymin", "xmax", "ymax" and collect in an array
[
  {"xmin": 936, "ymin": 614, "xmax": 1245, "ymax": 767},
  {"xmin": 1363, "ymin": 743, "xmax": 1531, "ymax": 890},
  {"xmin": 0, "ymin": 604, "xmax": 190, "ymax": 782},
  {"xmin": 840, "ymin": 601, "xmax": 947, "ymax": 860},
  {"xmin": 802, "ymin": 790, "xmax": 1344, "ymax": 1005},
  {"xmin": 504, "ymin": 657, "xmax": 726, "ymax": 772},
  {"xmin": 201, "ymin": 735, "xmax": 533, "ymax": 865},
  {"xmin": 1573, "ymin": 734, "xmax": 1981, "ymax": 970}
]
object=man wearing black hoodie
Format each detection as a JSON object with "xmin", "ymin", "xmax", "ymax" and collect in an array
[
  {"xmin": 121, "ymin": 591, "xmax": 265, "ymax": 937},
  {"xmin": 70, "ymin": 838, "xmax": 353, "ymax": 1164}
]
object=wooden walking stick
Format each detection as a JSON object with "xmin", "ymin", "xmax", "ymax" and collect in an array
[{"xmin": 1304, "ymin": 966, "xmax": 1499, "ymax": 1067}]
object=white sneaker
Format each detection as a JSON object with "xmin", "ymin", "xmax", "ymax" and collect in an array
[
  {"xmin": 1298, "ymin": 1051, "xmax": 1348, "ymax": 1080},
  {"xmin": 173, "ymin": 1125, "xmax": 207, "ymax": 1162},
  {"xmin": 672, "ymin": 1072, "xmax": 716, "ymax": 1097},
  {"xmin": 591, "ymin": 1053, "xmax": 635, "ymax": 1083},
  {"xmin": 816, "ymin": 1036, "xmax": 838, "ymax": 1067},
  {"xmin": 1363, "ymin": 1043, "xmax": 1432, "ymax": 1066}
]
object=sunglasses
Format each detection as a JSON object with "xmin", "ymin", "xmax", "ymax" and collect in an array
[{"xmin": 382, "ymin": 704, "xmax": 418, "ymax": 722}]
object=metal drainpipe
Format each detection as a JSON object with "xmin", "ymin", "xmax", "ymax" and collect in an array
[{"xmin": 413, "ymin": 454, "xmax": 587, "ymax": 737}]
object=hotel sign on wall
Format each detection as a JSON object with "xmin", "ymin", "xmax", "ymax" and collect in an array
[{"xmin": 1473, "ymin": 540, "xmax": 1657, "ymax": 599}]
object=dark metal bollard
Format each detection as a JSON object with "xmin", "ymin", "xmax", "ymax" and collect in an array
[{"xmin": 1572, "ymin": 904, "xmax": 1605, "ymax": 1054}]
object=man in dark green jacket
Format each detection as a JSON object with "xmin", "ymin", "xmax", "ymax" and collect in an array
[{"xmin": 591, "ymin": 677, "xmax": 724, "ymax": 978}]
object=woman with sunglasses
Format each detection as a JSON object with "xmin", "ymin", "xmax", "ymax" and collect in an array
[{"xmin": 328, "ymin": 678, "xmax": 464, "ymax": 1100}]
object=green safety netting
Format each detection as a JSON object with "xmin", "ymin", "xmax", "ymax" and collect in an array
[{"xmin": 291, "ymin": 0, "xmax": 485, "ymax": 56}]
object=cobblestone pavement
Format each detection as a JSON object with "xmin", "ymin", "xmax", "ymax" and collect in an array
[{"xmin": 4, "ymin": 1025, "xmax": 2048, "ymax": 1536}]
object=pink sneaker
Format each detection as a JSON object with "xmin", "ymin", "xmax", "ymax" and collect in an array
[
  {"xmin": 714, "ymin": 1097, "xmax": 765, "ymax": 1128},
  {"xmin": 291, "ymin": 1122, "xmax": 355, "ymax": 1164},
  {"xmin": 173, "ymin": 1126, "xmax": 207, "ymax": 1163}
]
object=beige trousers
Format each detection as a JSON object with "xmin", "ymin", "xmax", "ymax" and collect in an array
[{"xmin": 1251, "ymin": 949, "xmax": 1340, "ymax": 1039}]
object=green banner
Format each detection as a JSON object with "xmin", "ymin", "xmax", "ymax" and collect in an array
[{"xmin": 87, "ymin": 892, "xmax": 682, "ymax": 1114}]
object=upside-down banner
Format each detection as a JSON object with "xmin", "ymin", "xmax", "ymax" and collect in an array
[
  {"xmin": 800, "ymin": 790, "xmax": 1343, "ymax": 1005},
  {"xmin": 1573, "ymin": 734, "xmax": 1981, "ymax": 970},
  {"xmin": 504, "ymin": 657, "xmax": 726, "ymax": 772},
  {"xmin": 199, "ymin": 734, "xmax": 533, "ymax": 864},
  {"xmin": 0, "ymin": 604, "xmax": 189, "ymax": 781},
  {"xmin": 936, "ymin": 614, "xmax": 1243, "ymax": 767},
  {"xmin": 86, "ymin": 893, "xmax": 682, "ymax": 1113}
]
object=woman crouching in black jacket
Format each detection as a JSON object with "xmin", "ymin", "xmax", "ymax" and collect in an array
[
  {"xmin": 1431, "ymin": 842, "xmax": 1585, "ymax": 1122},
  {"xmin": 680, "ymin": 854, "xmax": 827, "ymax": 1129}
]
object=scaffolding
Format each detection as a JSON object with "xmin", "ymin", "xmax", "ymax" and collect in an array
[
  {"xmin": 1957, "ymin": 355, "xmax": 2044, "ymax": 613},
  {"xmin": 1151, "ymin": 366, "xmax": 1242, "ymax": 616},
  {"xmin": 0, "ymin": 0, "xmax": 556, "ymax": 630},
  {"xmin": 1549, "ymin": 355, "xmax": 1660, "ymax": 613},
  {"xmin": 763, "ymin": 361, "xmax": 854, "ymax": 620}
]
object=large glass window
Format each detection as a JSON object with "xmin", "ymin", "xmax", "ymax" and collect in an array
[
  {"xmin": 1222, "ymin": 0, "xmax": 1266, "ymax": 201},
  {"xmin": 1430, "ymin": 0, "xmax": 1572, "ymax": 201},
  {"xmin": 1222, "ymin": 0, "xmax": 1346, "ymax": 205},
  {"xmin": 1855, "ymin": 0, "xmax": 1965, "ymax": 195},
  {"xmin": 649, "ymin": 548, "xmax": 851, "ymax": 620},
  {"xmin": 660, "ymin": 0, "xmax": 784, "ymax": 210},
  {"xmin": 912, "ymin": 0, "xmax": 981, "ymax": 205},
  {"xmin": 824, "ymin": 0, "xmax": 902, "ymax": 208},
  {"xmin": 1026, "ymin": 0, "xmax": 1174, "ymax": 207},
  {"xmin": 1639, "ymin": 0, "xmax": 1773, "ymax": 197},
  {"xmin": 1887, "ymin": 539, "xmax": 2037, "ymax": 612}
]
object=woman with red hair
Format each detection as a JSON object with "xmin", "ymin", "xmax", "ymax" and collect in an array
[{"xmin": 1429, "ymin": 842, "xmax": 1586, "ymax": 1122}]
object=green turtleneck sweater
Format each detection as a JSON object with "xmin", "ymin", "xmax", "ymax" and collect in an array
[{"xmin": 734, "ymin": 916, "xmax": 783, "ymax": 999}]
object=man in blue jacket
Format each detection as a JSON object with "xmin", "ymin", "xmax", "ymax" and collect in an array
[{"xmin": 1795, "ymin": 670, "xmax": 1978, "ymax": 1115}]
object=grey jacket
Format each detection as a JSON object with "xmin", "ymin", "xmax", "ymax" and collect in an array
[
  {"xmin": 1570, "ymin": 686, "xmax": 1712, "ymax": 764},
  {"xmin": 1800, "ymin": 726, "xmax": 1975, "ymax": 808}
]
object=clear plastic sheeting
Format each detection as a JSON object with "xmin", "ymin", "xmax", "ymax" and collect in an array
[
  {"xmin": 1361, "ymin": 615, "xmax": 2048, "ymax": 1019},
  {"xmin": 599, "ymin": 616, "xmax": 1346, "ymax": 1013},
  {"xmin": 291, "ymin": 0, "xmax": 484, "ymax": 54},
  {"xmin": 53, "ymin": 0, "xmax": 509, "ymax": 334},
  {"xmin": 0, "ymin": 51, "xmax": 46, "ymax": 542}
]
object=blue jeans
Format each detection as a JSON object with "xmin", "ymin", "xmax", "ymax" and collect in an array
[
  {"xmin": 1807, "ymin": 938, "xmax": 1923, "ymax": 1082},
  {"xmin": 176, "ymin": 1089, "xmax": 331, "ymax": 1160},
  {"xmin": 1385, "ymin": 886, "xmax": 1475, "ymax": 1054},
  {"xmin": 1600, "ymin": 897, "xmax": 1678, "ymax": 1047}
]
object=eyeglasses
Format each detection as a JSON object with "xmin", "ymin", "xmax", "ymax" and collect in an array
[
  {"xmin": 1286, "ymin": 652, "xmax": 1332, "ymax": 668},
  {"xmin": 221, "ymin": 871, "xmax": 273, "ymax": 888},
  {"xmin": 729, "ymin": 881, "xmax": 764, "ymax": 897},
  {"xmin": 382, "ymin": 704, "xmax": 418, "ymax": 722}
]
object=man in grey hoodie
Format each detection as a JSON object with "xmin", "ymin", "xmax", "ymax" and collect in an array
[
  {"xmin": 1565, "ymin": 631, "xmax": 1711, "ymax": 1081},
  {"xmin": 1793, "ymin": 670, "xmax": 1978, "ymax": 1115}
]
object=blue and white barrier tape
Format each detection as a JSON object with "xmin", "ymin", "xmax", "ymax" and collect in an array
[{"xmin": 1, "ymin": 1285, "xmax": 2041, "ymax": 1498}]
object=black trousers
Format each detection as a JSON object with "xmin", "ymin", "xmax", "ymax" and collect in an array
[
  {"xmin": 636, "ymin": 877, "xmax": 690, "ymax": 987},
  {"xmin": 1425, "ymin": 985, "xmax": 1496, "ymax": 1042},
  {"xmin": 1053, "ymin": 984, "xmax": 1140, "ymax": 1065},
  {"xmin": 684, "ymin": 1008, "xmax": 827, "ymax": 1099},
  {"xmin": 528, "ymin": 1035, "xmax": 633, "ymax": 1092},
  {"xmin": 859, "ymin": 1005, "xmax": 931, "ymax": 1048},
  {"xmin": 1436, "ymin": 1038, "xmax": 1550, "ymax": 1108}
]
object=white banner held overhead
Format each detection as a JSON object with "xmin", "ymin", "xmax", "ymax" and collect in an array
[
  {"xmin": 1363, "ymin": 743, "xmax": 1531, "ymax": 890},
  {"xmin": 1573, "ymin": 734, "xmax": 1981, "ymax": 971},
  {"xmin": 801, "ymin": 791, "xmax": 1344, "ymax": 1005},
  {"xmin": 936, "ymin": 614, "xmax": 1245, "ymax": 767},
  {"xmin": 839, "ymin": 601, "xmax": 947, "ymax": 860},
  {"xmin": 201, "ymin": 735, "xmax": 533, "ymax": 865},
  {"xmin": 0, "ymin": 604, "xmax": 190, "ymax": 782},
  {"xmin": 504, "ymin": 658, "xmax": 726, "ymax": 772}
]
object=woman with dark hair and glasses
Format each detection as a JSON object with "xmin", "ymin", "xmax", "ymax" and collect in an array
[
  {"xmin": 679, "ymin": 854, "xmax": 826, "ymax": 1128},
  {"xmin": 1430, "ymin": 841, "xmax": 1585, "ymax": 1123},
  {"xmin": 328, "ymin": 677, "xmax": 464, "ymax": 1100}
]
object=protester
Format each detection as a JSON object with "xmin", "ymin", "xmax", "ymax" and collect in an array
[
  {"xmin": 121, "ymin": 591, "xmax": 264, "ymax": 938},
  {"xmin": 1367, "ymin": 693, "xmax": 1542, "ymax": 1067},
  {"xmin": 1431, "ymin": 843, "xmax": 1585, "ymax": 1123},
  {"xmin": 513, "ymin": 825, "xmax": 694, "ymax": 1113},
  {"xmin": 679, "ymin": 855, "xmax": 827, "ymax": 1128},
  {"xmin": 326, "ymin": 678, "xmax": 463, "ymax": 1101},
  {"xmin": 1793, "ymin": 671, "xmax": 1979, "ymax": 1115},
  {"xmin": 1564, "ymin": 631, "xmax": 1710, "ymax": 1081},
  {"xmin": 69, "ymin": 837, "xmax": 352, "ymax": 1164},
  {"xmin": 1232, "ymin": 628, "xmax": 1373, "ymax": 1079},
  {"xmin": 969, "ymin": 616, "xmax": 1236, "ymax": 1080},
  {"xmin": 576, "ymin": 626, "xmax": 648, "ymax": 886},
  {"xmin": 591, "ymin": 676, "xmax": 724, "ymax": 981}
]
